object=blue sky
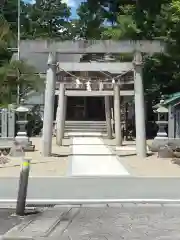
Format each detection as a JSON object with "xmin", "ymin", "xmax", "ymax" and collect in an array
[
  {"xmin": 63, "ymin": 0, "xmax": 83, "ymax": 18},
  {"xmin": 26, "ymin": 0, "xmax": 84, "ymax": 18}
]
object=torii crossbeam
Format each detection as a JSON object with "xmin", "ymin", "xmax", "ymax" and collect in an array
[{"xmin": 19, "ymin": 40, "xmax": 165, "ymax": 54}]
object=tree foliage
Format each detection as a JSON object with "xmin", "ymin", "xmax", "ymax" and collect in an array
[
  {"xmin": 0, "ymin": 60, "xmax": 44, "ymax": 106},
  {"xmin": 1, "ymin": 0, "xmax": 180, "ymax": 111},
  {"xmin": 96, "ymin": 0, "xmax": 180, "ymax": 100},
  {"xmin": 0, "ymin": 15, "xmax": 13, "ymax": 67},
  {"xmin": 20, "ymin": 0, "xmax": 72, "ymax": 39}
]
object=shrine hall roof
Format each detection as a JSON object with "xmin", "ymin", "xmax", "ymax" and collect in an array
[
  {"xmin": 163, "ymin": 92, "xmax": 180, "ymax": 106},
  {"xmin": 153, "ymin": 92, "xmax": 180, "ymax": 108}
]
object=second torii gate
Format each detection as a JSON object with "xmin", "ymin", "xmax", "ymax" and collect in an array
[
  {"xmin": 55, "ymin": 60, "xmax": 134, "ymax": 145},
  {"xmin": 19, "ymin": 40, "xmax": 165, "ymax": 158}
]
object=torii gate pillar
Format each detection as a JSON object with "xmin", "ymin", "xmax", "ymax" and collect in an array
[
  {"xmin": 114, "ymin": 84, "xmax": 122, "ymax": 146},
  {"xmin": 105, "ymin": 96, "xmax": 112, "ymax": 139},
  {"xmin": 133, "ymin": 52, "xmax": 146, "ymax": 158},
  {"xmin": 41, "ymin": 52, "xmax": 56, "ymax": 156},
  {"xmin": 56, "ymin": 83, "xmax": 67, "ymax": 146}
]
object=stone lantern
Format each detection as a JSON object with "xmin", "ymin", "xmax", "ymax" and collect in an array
[
  {"xmin": 15, "ymin": 100, "xmax": 29, "ymax": 146},
  {"xmin": 15, "ymin": 100, "xmax": 34, "ymax": 151},
  {"xmin": 154, "ymin": 99, "xmax": 169, "ymax": 139}
]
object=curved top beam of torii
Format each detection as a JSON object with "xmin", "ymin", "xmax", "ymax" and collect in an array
[{"xmin": 19, "ymin": 40, "xmax": 165, "ymax": 54}]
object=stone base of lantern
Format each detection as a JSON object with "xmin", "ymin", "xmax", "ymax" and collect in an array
[
  {"xmin": 150, "ymin": 138, "xmax": 180, "ymax": 152},
  {"xmin": 15, "ymin": 135, "xmax": 35, "ymax": 152}
]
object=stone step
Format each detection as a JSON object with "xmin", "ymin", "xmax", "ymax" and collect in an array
[
  {"xmin": 65, "ymin": 129, "xmax": 107, "ymax": 132},
  {"xmin": 65, "ymin": 121, "xmax": 106, "ymax": 125},
  {"xmin": 65, "ymin": 124, "xmax": 107, "ymax": 127},
  {"xmin": 65, "ymin": 126, "xmax": 107, "ymax": 129},
  {"xmin": 65, "ymin": 125, "xmax": 107, "ymax": 129},
  {"xmin": 65, "ymin": 122, "xmax": 107, "ymax": 126},
  {"xmin": 65, "ymin": 132, "xmax": 107, "ymax": 137},
  {"xmin": 62, "ymin": 121, "xmax": 109, "ymax": 133},
  {"xmin": 65, "ymin": 122, "xmax": 107, "ymax": 133},
  {"xmin": 65, "ymin": 125, "xmax": 107, "ymax": 128}
]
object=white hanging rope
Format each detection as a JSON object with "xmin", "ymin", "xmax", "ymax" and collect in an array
[
  {"xmin": 99, "ymin": 69, "xmax": 133, "ymax": 82},
  {"xmin": 58, "ymin": 64, "xmax": 133, "ymax": 89},
  {"xmin": 112, "ymin": 78, "xmax": 115, "ymax": 84},
  {"xmin": 114, "ymin": 69, "xmax": 133, "ymax": 81},
  {"xmin": 75, "ymin": 78, "xmax": 82, "ymax": 88},
  {"xmin": 58, "ymin": 66, "xmax": 85, "ymax": 81},
  {"xmin": 99, "ymin": 70, "xmax": 112, "ymax": 78},
  {"xmin": 17, "ymin": 63, "xmax": 132, "ymax": 84},
  {"xmin": 99, "ymin": 81, "xmax": 103, "ymax": 91},
  {"xmin": 86, "ymin": 80, "xmax": 91, "ymax": 91}
]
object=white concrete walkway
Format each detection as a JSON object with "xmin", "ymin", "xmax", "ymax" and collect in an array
[
  {"xmin": 65, "ymin": 132, "xmax": 106, "ymax": 137},
  {"xmin": 68, "ymin": 137, "xmax": 129, "ymax": 176}
]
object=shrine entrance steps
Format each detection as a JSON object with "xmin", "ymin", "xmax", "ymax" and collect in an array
[
  {"xmin": 67, "ymin": 137, "xmax": 129, "ymax": 176},
  {"xmin": 64, "ymin": 121, "xmax": 107, "ymax": 134}
]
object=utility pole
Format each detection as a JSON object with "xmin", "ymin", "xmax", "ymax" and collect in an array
[{"xmin": 17, "ymin": 0, "xmax": 20, "ymax": 104}]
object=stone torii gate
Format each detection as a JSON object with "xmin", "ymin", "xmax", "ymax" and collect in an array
[
  {"xmin": 55, "ymin": 60, "xmax": 133, "ymax": 145},
  {"xmin": 20, "ymin": 40, "xmax": 165, "ymax": 158}
]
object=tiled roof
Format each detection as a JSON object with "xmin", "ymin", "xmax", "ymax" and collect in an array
[
  {"xmin": 153, "ymin": 92, "xmax": 180, "ymax": 108},
  {"xmin": 164, "ymin": 92, "xmax": 180, "ymax": 106}
]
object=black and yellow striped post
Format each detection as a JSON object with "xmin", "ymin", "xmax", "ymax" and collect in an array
[{"xmin": 16, "ymin": 158, "xmax": 31, "ymax": 216}]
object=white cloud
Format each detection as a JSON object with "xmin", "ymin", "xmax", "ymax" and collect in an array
[
  {"xmin": 62, "ymin": 0, "xmax": 76, "ymax": 8},
  {"xmin": 25, "ymin": 0, "xmax": 35, "ymax": 4}
]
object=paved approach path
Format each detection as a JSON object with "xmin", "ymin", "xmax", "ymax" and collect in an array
[{"xmin": 68, "ymin": 137, "xmax": 129, "ymax": 176}]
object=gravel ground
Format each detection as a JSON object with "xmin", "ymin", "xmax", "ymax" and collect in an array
[
  {"xmin": 103, "ymin": 138, "xmax": 180, "ymax": 177},
  {"xmin": 0, "ymin": 137, "xmax": 71, "ymax": 177}
]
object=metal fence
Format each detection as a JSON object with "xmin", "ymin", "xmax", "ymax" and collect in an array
[{"xmin": 0, "ymin": 109, "xmax": 15, "ymax": 138}]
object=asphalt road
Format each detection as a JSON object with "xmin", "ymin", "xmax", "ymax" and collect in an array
[{"xmin": 1, "ymin": 177, "xmax": 180, "ymax": 203}]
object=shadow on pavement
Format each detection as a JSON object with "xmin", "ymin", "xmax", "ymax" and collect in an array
[{"xmin": 0, "ymin": 208, "xmax": 22, "ymax": 235}]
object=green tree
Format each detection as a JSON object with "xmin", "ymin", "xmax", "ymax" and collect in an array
[
  {"xmin": 84, "ymin": 0, "xmax": 135, "ymax": 25},
  {"xmin": 0, "ymin": 15, "xmax": 14, "ymax": 66},
  {"xmin": 2, "ymin": 0, "xmax": 19, "ymax": 33},
  {"xmin": 100, "ymin": 0, "xmax": 180, "ymax": 123},
  {"xmin": 101, "ymin": 1, "xmax": 180, "ymax": 97},
  {"xmin": 20, "ymin": 0, "xmax": 71, "ymax": 39},
  {"xmin": 0, "ymin": 15, "xmax": 12, "ymax": 46},
  {"xmin": 0, "ymin": 60, "xmax": 44, "ymax": 106},
  {"xmin": 102, "ymin": 5, "xmax": 140, "ymax": 40},
  {"xmin": 76, "ymin": 1, "xmax": 105, "ymax": 39}
]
